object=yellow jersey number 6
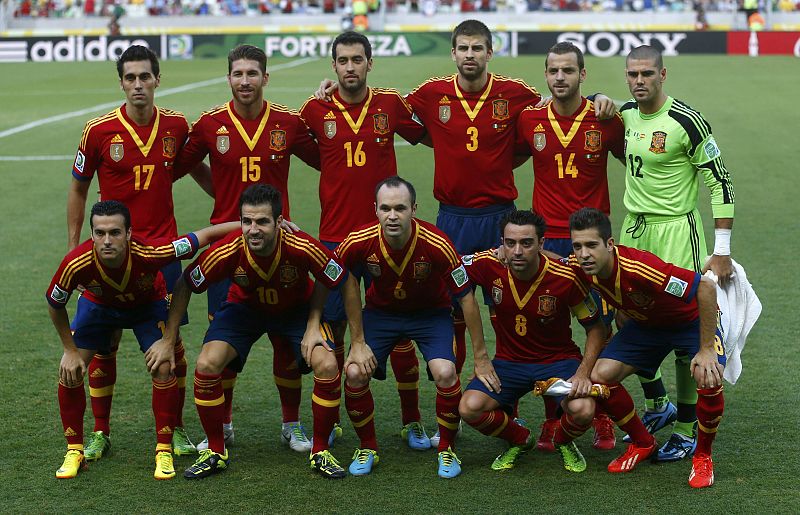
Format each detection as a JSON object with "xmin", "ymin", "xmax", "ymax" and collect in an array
[{"xmin": 466, "ymin": 127, "xmax": 478, "ymax": 152}]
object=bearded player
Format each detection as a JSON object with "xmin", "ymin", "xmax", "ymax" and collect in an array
[
  {"xmin": 300, "ymin": 31, "xmax": 432, "ymax": 450},
  {"xmin": 177, "ymin": 44, "xmax": 322, "ymax": 453}
]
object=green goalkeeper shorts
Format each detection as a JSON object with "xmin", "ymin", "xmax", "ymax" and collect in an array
[{"xmin": 619, "ymin": 208, "xmax": 707, "ymax": 273}]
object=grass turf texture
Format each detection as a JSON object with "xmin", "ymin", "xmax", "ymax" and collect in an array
[{"xmin": 0, "ymin": 55, "xmax": 797, "ymax": 513}]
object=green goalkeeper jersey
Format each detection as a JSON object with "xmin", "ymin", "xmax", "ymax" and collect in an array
[{"xmin": 620, "ymin": 96, "xmax": 734, "ymax": 218}]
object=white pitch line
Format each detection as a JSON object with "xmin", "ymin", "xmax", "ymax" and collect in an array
[
  {"xmin": 0, "ymin": 155, "xmax": 74, "ymax": 161},
  {"xmin": 0, "ymin": 57, "xmax": 320, "ymax": 140}
]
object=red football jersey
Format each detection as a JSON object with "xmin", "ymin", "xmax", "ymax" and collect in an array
[
  {"xmin": 177, "ymin": 101, "xmax": 320, "ymax": 224},
  {"xmin": 336, "ymin": 218, "xmax": 470, "ymax": 312},
  {"xmin": 47, "ymin": 233, "xmax": 200, "ymax": 309},
  {"xmin": 406, "ymin": 73, "xmax": 540, "ymax": 208},
  {"xmin": 465, "ymin": 251, "xmax": 597, "ymax": 363},
  {"xmin": 517, "ymin": 99, "xmax": 625, "ymax": 238},
  {"xmin": 184, "ymin": 228, "xmax": 345, "ymax": 315},
  {"xmin": 300, "ymin": 88, "xmax": 426, "ymax": 242},
  {"xmin": 568, "ymin": 245, "xmax": 701, "ymax": 327},
  {"xmin": 72, "ymin": 105, "xmax": 190, "ymax": 240}
]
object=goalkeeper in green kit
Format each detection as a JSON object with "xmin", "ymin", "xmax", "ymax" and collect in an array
[{"xmin": 618, "ymin": 45, "xmax": 734, "ymax": 462}]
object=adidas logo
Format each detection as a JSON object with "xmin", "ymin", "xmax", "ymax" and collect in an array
[
  {"xmin": 196, "ymin": 388, "xmax": 212, "ymax": 394},
  {"xmin": 158, "ymin": 426, "xmax": 173, "ymax": 435},
  {"xmin": 88, "ymin": 280, "xmax": 100, "ymax": 287},
  {"xmin": 64, "ymin": 427, "xmax": 77, "ymax": 437},
  {"xmin": 493, "ymin": 278, "xmax": 503, "ymax": 287},
  {"xmin": 90, "ymin": 368, "xmax": 107, "ymax": 378},
  {"xmin": 235, "ymin": 266, "xmax": 246, "ymax": 275},
  {"xmin": 439, "ymin": 96, "xmax": 451, "ymax": 104},
  {"xmin": 407, "ymin": 365, "xmax": 419, "ymax": 375},
  {"xmin": 533, "ymin": 123, "xmax": 545, "ymax": 132},
  {"xmin": 111, "ymin": 134, "xmax": 123, "ymax": 143},
  {"xmin": 348, "ymin": 410, "xmax": 363, "ymax": 417},
  {"xmin": 216, "ymin": 126, "xmax": 229, "ymax": 134},
  {"xmin": 324, "ymin": 111, "xmax": 336, "ymax": 120},
  {"xmin": 367, "ymin": 253, "xmax": 380, "ymax": 263}
]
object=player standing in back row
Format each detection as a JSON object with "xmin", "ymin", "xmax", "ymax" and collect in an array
[{"xmin": 618, "ymin": 45, "xmax": 734, "ymax": 462}]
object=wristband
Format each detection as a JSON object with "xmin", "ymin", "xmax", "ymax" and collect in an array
[{"xmin": 713, "ymin": 228, "xmax": 731, "ymax": 256}]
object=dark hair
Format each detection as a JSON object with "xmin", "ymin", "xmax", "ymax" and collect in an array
[
  {"xmin": 546, "ymin": 41, "xmax": 585, "ymax": 71},
  {"xmin": 332, "ymin": 31, "xmax": 372, "ymax": 60},
  {"xmin": 374, "ymin": 176, "xmax": 416, "ymax": 205},
  {"xmin": 451, "ymin": 19, "xmax": 492, "ymax": 51},
  {"xmin": 500, "ymin": 210, "xmax": 546, "ymax": 240},
  {"xmin": 116, "ymin": 45, "xmax": 159, "ymax": 79},
  {"xmin": 239, "ymin": 184, "xmax": 282, "ymax": 219},
  {"xmin": 228, "ymin": 44, "xmax": 267, "ymax": 74},
  {"xmin": 626, "ymin": 45, "xmax": 663, "ymax": 69},
  {"xmin": 90, "ymin": 200, "xmax": 131, "ymax": 230},
  {"xmin": 569, "ymin": 207, "xmax": 612, "ymax": 241}
]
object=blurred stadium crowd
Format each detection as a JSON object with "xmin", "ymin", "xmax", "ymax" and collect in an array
[{"xmin": 9, "ymin": 0, "xmax": 796, "ymax": 19}]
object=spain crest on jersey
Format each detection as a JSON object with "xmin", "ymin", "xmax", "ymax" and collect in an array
[
  {"xmin": 413, "ymin": 262, "xmax": 431, "ymax": 281},
  {"xmin": 162, "ymin": 136, "xmax": 176, "ymax": 158},
  {"xmin": 233, "ymin": 266, "xmax": 249, "ymax": 287},
  {"xmin": 137, "ymin": 273, "xmax": 155, "ymax": 291},
  {"xmin": 270, "ymin": 130, "xmax": 287, "ymax": 151},
  {"xmin": 110, "ymin": 143, "xmax": 124, "ymax": 162},
  {"xmin": 537, "ymin": 295, "xmax": 557, "ymax": 316},
  {"xmin": 324, "ymin": 120, "xmax": 337, "ymax": 139},
  {"xmin": 439, "ymin": 105, "xmax": 451, "ymax": 124},
  {"xmin": 491, "ymin": 285, "xmax": 503, "ymax": 305},
  {"xmin": 584, "ymin": 130, "xmax": 602, "ymax": 152},
  {"xmin": 533, "ymin": 133, "xmax": 546, "ymax": 151},
  {"xmin": 628, "ymin": 291, "xmax": 654, "ymax": 309},
  {"xmin": 373, "ymin": 113, "xmax": 390, "ymax": 135},
  {"xmin": 649, "ymin": 131, "xmax": 667, "ymax": 154},
  {"xmin": 280, "ymin": 265, "xmax": 298, "ymax": 284},
  {"xmin": 216, "ymin": 135, "xmax": 230, "ymax": 154},
  {"xmin": 492, "ymin": 99, "xmax": 510, "ymax": 121}
]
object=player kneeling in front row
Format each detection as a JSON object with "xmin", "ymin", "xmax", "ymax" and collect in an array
[
  {"xmin": 459, "ymin": 210, "xmax": 607, "ymax": 473},
  {"xmin": 50, "ymin": 200, "xmax": 237, "ymax": 479},
  {"xmin": 337, "ymin": 176, "xmax": 489, "ymax": 478},
  {"xmin": 156, "ymin": 185, "xmax": 348, "ymax": 480},
  {"xmin": 568, "ymin": 208, "xmax": 725, "ymax": 488}
]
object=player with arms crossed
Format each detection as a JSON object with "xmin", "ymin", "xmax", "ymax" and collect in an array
[
  {"xmin": 157, "ymin": 185, "xmax": 348, "ymax": 480},
  {"xmin": 300, "ymin": 31, "xmax": 431, "ymax": 450},
  {"xmin": 569, "ymin": 207, "xmax": 725, "ymax": 488},
  {"xmin": 514, "ymin": 41, "xmax": 626, "ymax": 452},
  {"xmin": 619, "ymin": 45, "xmax": 735, "ymax": 461},
  {"xmin": 50, "ymin": 200, "xmax": 237, "ymax": 479},
  {"xmin": 177, "ymin": 44, "xmax": 322, "ymax": 453},
  {"xmin": 337, "ymin": 177, "xmax": 491, "ymax": 478},
  {"xmin": 459, "ymin": 210, "xmax": 608, "ymax": 473},
  {"xmin": 67, "ymin": 44, "xmax": 204, "ymax": 460}
]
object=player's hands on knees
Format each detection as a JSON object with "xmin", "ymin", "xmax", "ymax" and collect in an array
[
  {"xmin": 474, "ymin": 356, "xmax": 501, "ymax": 393},
  {"xmin": 344, "ymin": 344, "xmax": 376, "ymax": 378},
  {"xmin": 567, "ymin": 372, "xmax": 592, "ymax": 399},
  {"xmin": 301, "ymin": 328, "xmax": 332, "ymax": 366},
  {"xmin": 145, "ymin": 339, "xmax": 176, "ymax": 375},
  {"xmin": 703, "ymin": 254, "xmax": 734, "ymax": 288},
  {"xmin": 314, "ymin": 79, "xmax": 338, "ymax": 101},
  {"xmin": 690, "ymin": 348, "xmax": 723, "ymax": 389},
  {"xmin": 593, "ymin": 95, "xmax": 618, "ymax": 120},
  {"xmin": 59, "ymin": 350, "xmax": 87, "ymax": 386},
  {"xmin": 614, "ymin": 310, "xmax": 630, "ymax": 330}
]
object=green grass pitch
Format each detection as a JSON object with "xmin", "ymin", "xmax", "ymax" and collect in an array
[{"xmin": 0, "ymin": 53, "xmax": 797, "ymax": 513}]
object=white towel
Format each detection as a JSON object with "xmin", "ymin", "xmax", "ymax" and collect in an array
[{"xmin": 703, "ymin": 258, "xmax": 762, "ymax": 384}]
